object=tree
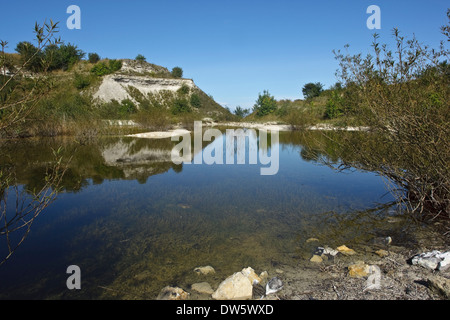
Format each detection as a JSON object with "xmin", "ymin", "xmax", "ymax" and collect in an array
[
  {"xmin": 329, "ymin": 11, "xmax": 450, "ymax": 223},
  {"xmin": 253, "ymin": 90, "xmax": 277, "ymax": 117},
  {"xmin": 88, "ymin": 52, "xmax": 100, "ymax": 64},
  {"xmin": 302, "ymin": 82, "xmax": 324, "ymax": 100},
  {"xmin": 135, "ymin": 54, "xmax": 146, "ymax": 63},
  {"xmin": 234, "ymin": 106, "xmax": 250, "ymax": 118},
  {"xmin": 0, "ymin": 20, "xmax": 66, "ymax": 266},
  {"xmin": 171, "ymin": 66, "xmax": 183, "ymax": 78}
]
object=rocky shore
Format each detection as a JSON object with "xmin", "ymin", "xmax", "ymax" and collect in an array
[{"xmin": 156, "ymin": 238, "xmax": 450, "ymax": 300}]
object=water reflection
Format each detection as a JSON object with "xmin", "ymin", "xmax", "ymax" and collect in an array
[{"xmin": 0, "ymin": 129, "xmax": 406, "ymax": 299}]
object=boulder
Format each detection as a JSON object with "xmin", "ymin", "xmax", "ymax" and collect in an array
[
  {"xmin": 212, "ymin": 271, "xmax": 253, "ymax": 300},
  {"xmin": 310, "ymin": 255, "xmax": 323, "ymax": 263},
  {"xmin": 241, "ymin": 267, "xmax": 262, "ymax": 285}
]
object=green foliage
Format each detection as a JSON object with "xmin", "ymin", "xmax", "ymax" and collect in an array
[
  {"xmin": 135, "ymin": 54, "xmax": 146, "ymax": 63},
  {"xmin": 171, "ymin": 98, "xmax": 191, "ymax": 115},
  {"xmin": 171, "ymin": 66, "xmax": 183, "ymax": 78},
  {"xmin": 234, "ymin": 106, "xmax": 250, "ymax": 118},
  {"xmin": 15, "ymin": 41, "xmax": 43, "ymax": 72},
  {"xmin": 302, "ymin": 82, "xmax": 324, "ymax": 100},
  {"xmin": 324, "ymin": 91, "xmax": 344, "ymax": 119},
  {"xmin": 177, "ymin": 84, "xmax": 190, "ymax": 95},
  {"xmin": 91, "ymin": 59, "xmax": 122, "ymax": 76},
  {"xmin": 88, "ymin": 53, "xmax": 100, "ymax": 64},
  {"xmin": 253, "ymin": 90, "xmax": 277, "ymax": 117},
  {"xmin": 73, "ymin": 73, "xmax": 91, "ymax": 90},
  {"xmin": 98, "ymin": 99, "xmax": 137, "ymax": 119},
  {"xmin": 190, "ymin": 93, "xmax": 201, "ymax": 108}
]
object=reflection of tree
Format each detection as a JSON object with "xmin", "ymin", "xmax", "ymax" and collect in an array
[{"xmin": 0, "ymin": 148, "xmax": 66, "ymax": 266}]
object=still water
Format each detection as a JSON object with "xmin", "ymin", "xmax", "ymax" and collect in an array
[{"xmin": 0, "ymin": 129, "xmax": 397, "ymax": 299}]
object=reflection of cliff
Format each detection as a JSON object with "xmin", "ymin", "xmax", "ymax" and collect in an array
[
  {"xmin": 0, "ymin": 137, "xmax": 184, "ymax": 193},
  {"xmin": 100, "ymin": 138, "xmax": 180, "ymax": 182}
]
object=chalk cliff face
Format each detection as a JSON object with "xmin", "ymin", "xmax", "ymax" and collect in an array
[
  {"xmin": 93, "ymin": 74, "xmax": 196, "ymax": 103},
  {"xmin": 93, "ymin": 59, "xmax": 197, "ymax": 104}
]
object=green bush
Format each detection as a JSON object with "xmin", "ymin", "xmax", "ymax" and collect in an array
[
  {"xmin": 190, "ymin": 93, "xmax": 201, "ymax": 108},
  {"xmin": 324, "ymin": 91, "xmax": 344, "ymax": 119},
  {"xmin": 171, "ymin": 98, "xmax": 191, "ymax": 114},
  {"xmin": 253, "ymin": 90, "xmax": 277, "ymax": 117},
  {"xmin": 171, "ymin": 66, "xmax": 183, "ymax": 78},
  {"xmin": 177, "ymin": 84, "xmax": 190, "ymax": 95},
  {"xmin": 91, "ymin": 59, "xmax": 122, "ymax": 76},
  {"xmin": 88, "ymin": 53, "xmax": 100, "ymax": 64},
  {"xmin": 73, "ymin": 73, "xmax": 91, "ymax": 90}
]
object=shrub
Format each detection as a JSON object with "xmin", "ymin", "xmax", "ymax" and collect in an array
[
  {"xmin": 88, "ymin": 53, "xmax": 100, "ymax": 64},
  {"xmin": 91, "ymin": 59, "xmax": 122, "ymax": 76},
  {"xmin": 302, "ymin": 82, "xmax": 324, "ymax": 100},
  {"xmin": 177, "ymin": 84, "xmax": 190, "ymax": 95},
  {"xmin": 171, "ymin": 66, "xmax": 183, "ymax": 78},
  {"xmin": 135, "ymin": 54, "xmax": 146, "ymax": 63},
  {"xmin": 253, "ymin": 90, "xmax": 277, "ymax": 117},
  {"xmin": 190, "ymin": 93, "xmax": 201, "ymax": 108},
  {"xmin": 73, "ymin": 73, "xmax": 91, "ymax": 90},
  {"xmin": 171, "ymin": 98, "xmax": 191, "ymax": 114}
]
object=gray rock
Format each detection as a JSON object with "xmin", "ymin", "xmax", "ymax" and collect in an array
[
  {"xmin": 411, "ymin": 251, "xmax": 450, "ymax": 271},
  {"xmin": 266, "ymin": 277, "xmax": 283, "ymax": 295}
]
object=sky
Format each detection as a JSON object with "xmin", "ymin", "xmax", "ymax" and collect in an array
[{"xmin": 0, "ymin": 0, "xmax": 448, "ymax": 110}]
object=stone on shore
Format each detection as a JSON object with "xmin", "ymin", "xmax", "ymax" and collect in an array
[
  {"xmin": 337, "ymin": 245, "xmax": 356, "ymax": 256},
  {"xmin": 411, "ymin": 251, "xmax": 450, "ymax": 271},
  {"xmin": 157, "ymin": 286, "xmax": 189, "ymax": 300},
  {"xmin": 191, "ymin": 282, "xmax": 214, "ymax": 295},
  {"xmin": 348, "ymin": 261, "xmax": 370, "ymax": 278},
  {"xmin": 212, "ymin": 271, "xmax": 253, "ymax": 300},
  {"xmin": 194, "ymin": 265, "xmax": 216, "ymax": 275}
]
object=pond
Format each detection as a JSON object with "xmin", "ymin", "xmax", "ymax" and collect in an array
[{"xmin": 0, "ymin": 128, "xmax": 406, "ymax": 299}]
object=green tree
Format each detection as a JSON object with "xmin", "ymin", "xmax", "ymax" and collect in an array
[
  {"xmin": 88, "ymin": 52, "xmax": 100, "ymax": 64},
  {"xmin": 135, "ymin": 54, "xmax": 146, "ymax": 63},
  {"xmin": 302, "ymin": 82, "xmax": 324, "ymax": 100},
  {"xmin": 253, "ymin": 90, "xmax": 277, "ymax": 116},
  {"xmin": 171, "ymin": 66, "xmax": 183, "ymax": 78},
  {"xmin": 190, "ymin": 93, "xmax": 201, "ymax": 108},
  {"xmin": 234, "ymin": 106, "xmax": 250, "ymax": 118}
]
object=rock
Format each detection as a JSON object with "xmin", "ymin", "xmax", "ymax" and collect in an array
[
  {"xmin": 194, "ymin": 265, "xmax": 216, "ymax": 275},
  {"xmin": 337, "ymin": 245, "xmax": 356, "ymax": 256},
  {"xmin": 191, "ymin": 282, "xmax": 214, "ymax": 295},
  {"xmin": 427, "ymin": 275, "xmax": 450, "ymax": 299},
  {"xmin": 259, "ymin": 271, "xmax": 269, "ymax": 282},
  {"xmin": 157, "ymin": 286, "xmax": 189, "ymax": 300},
  {"xmin": 375, "ymin": 249, "xmax": 389, "ymax": 258},
  {"xmin": 364, "ymin": 265, "xmax": 382, "ymax": 291},
  {"xmin": 306, "ymin": 237, "xmax": 320, "ymax": 243},
  {"xmin": 266, "ymin": 277, "xmax": 283, "ymax": 295},
  {"xmin": 241, "ymin": 267, "xmax": 262, "ymax": 285},
  {"xmin": 348, "ymin": 261, "xmax": 370, "ymax": 278},
  {"xmin": 411, "ymin": 251, "xmax": 450, "ymax": 271},
  {"xmin": 323, "ymin": 246, "xmax": 339, "ymax": 256},
  {"xmin": 310, "ymin": 255, "xmax": 323, "ymax": 263},
  {"xmin": 275, "ymin": 269, "xmax": 284, "ymax": 274},
  {"xmin": 212, "ymin": 271, "xmax": 253, "ymax": 300}
]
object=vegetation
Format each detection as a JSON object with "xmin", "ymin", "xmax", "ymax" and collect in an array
[
  {"xmin": 88, "ymin": 52, "xmax": 100, "ymax": 64},
  {"xmin": 234, "ymin": 106, "xmax": 250, "ymax": 118},
  {"xmin": 302, "ymin": 82, "xmax": 324, "ymax": 100},
  {"xmin": 90, "ymin": 59, "xmax": 122, "ymax": 76},
  {"xmin": 135, "ymin": 54, "xmax": 146, "ymax": 63},
  {"xmin": 171, "ymin": 66, "xmax": 183, "ymax": 78},
  {"xmin": 253, "ymin": 90, "xmax": 277, "ymax": 117}
]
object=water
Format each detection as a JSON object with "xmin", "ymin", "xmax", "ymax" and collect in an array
[{"xmin": 0, "ymin": 129, "xmax": 398, "ymax": 299}]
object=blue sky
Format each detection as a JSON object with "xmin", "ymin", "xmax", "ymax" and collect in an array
[{"xmin": 1, "ymin": 1, "xmax": 448, "ymax": 110}]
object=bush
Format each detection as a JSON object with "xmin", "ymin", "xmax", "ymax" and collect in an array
[
  {"xmin": 324, "ymin": 91, "xmax": 344, "ymax": 119},
  {"xmin": 177, "ymin": 84, "xmax": 190, "ymax": 95},
  {"xmin": 91, "ymin": 59, "xmax": 122, "ymax": 76},
  {"xmin": 171, "ymin": 98, "xmax": 191, "ymax": 114},
  {"xmin": 171, "ymin": 66, "xmax": 183, "ymax": 78},
  {"xmin": 302, "ymin": 82, "xmax": 324, "ymax": 100},
  {"xmin": 190, "ymin": 93, "xmax": 201, "ymax": 108},
  {"xmin": 135, "ymin": 54, "xmax": 146, "ymax": 63},
  {"xmin": 88, "ymin": 53, "xmax": 100, "ymax": 64},
  {"xmin": 73, "ymin": 73, "xmax": 91, "ymax": 90},
  {"xmin": 253, "ymin": 90, "xmax": 277, "ymax": 117}
]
